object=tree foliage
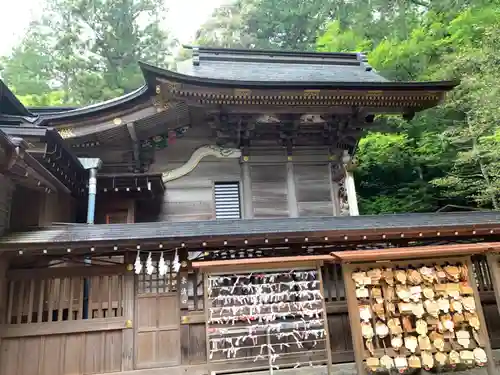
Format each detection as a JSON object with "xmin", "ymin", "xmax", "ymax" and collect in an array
[{"xmin": 0, "ymin": 0, "xmax": 176, "ymax": 105}]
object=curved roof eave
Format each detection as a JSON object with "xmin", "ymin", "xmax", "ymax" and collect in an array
[
  {"xmin": 139, "ymin": 61, "xmax": 459, "ymax": 91},
  {"xmin": 35, "ymin": 84, "xmax": 151, "ymax": 125}
]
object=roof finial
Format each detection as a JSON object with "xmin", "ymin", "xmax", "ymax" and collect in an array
[{"xmin": 192, "ymin": 47, "xmax": 200, "ymax": 66}]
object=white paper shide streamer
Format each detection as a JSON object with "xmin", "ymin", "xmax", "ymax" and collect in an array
[
  {"xmin": 134, "ymin": 251, "xmax": 142, "ymax": 274},
  {"xmin": 158, "ymin": 252, "xmax": 169, "ymax": 276},
  {"xmin": 172, "ymin": 249, "xmax": 181, "ymax": 272},
  {"xmin": 146, "ymin": 252, "xmax": 155, "ymax": 275}
]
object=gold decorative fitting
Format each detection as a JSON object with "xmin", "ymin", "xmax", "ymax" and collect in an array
[
  {"xmin": 126, "ymin": 264, "xmax": 134, "ymax": 271},
  {"xmin": 234, "ymin": 88, "xmax": 252, "ymax": 97},
  {"xmin": 243, "ymin": 156, "xmax": 249, "ymax": 162},
  {"xmin": 287, "ymin": 156, "xmax": 293, "ymax": 161},
  {"xmin": 58, "ymin": 128, "xmax": 75, "ymax": 139},
  {"xmin": 155, "ymin": 85, "xmax": 161, "ymax": 94},
  {"xmin": 125, "ymin": 320, "xmax": 133, "ymax": 328},
  {"xmin": 113, "ymin": 118, "xmax": 122, "ymax": 125}
]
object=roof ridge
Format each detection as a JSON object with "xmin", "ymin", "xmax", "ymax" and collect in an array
[{"xmin": 185, "ymin": 45, "xmax": 359, "ymax": 60}]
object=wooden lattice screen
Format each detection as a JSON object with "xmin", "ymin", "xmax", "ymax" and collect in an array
[{"xmin": 5, "ymin": 273, "xmax": 124, "ymax": 324}]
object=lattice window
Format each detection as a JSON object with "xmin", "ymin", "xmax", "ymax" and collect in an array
[{"xmin": 137, "ymin": 259, "xmax": 178, "ymax": 294}]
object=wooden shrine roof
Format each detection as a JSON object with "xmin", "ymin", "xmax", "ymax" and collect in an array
[
  {"xmin": 33, "ymin": 85, "xmax": 150, "ymax": 125},
  {"xmin": 2, "ymin": 211, "xmax": 500, "ymax": 252},
  {"xmin": 147, "ymin": 47, "xmax": 456, "ymax": 90}
]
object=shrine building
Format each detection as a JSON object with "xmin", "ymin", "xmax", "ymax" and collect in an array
[{"xmin": 0, "ymin": 47, "xmax": 499, "ymax": 375}]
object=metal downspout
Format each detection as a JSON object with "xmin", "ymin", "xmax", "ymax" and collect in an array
[{"xmin": 79, "ymin": 158, "xmax": 102, "ymax": 319}]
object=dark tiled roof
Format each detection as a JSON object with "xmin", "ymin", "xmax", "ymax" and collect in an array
[
  {"xmin": 1, "ymin": 212, "xmax": 500, "ymax": 248},
  {"xmin": 35, "ymin": 85, "xmax": 150, "ymax": 125},
  {"xmin": 175, "ymin": 47, "xmax": 387, "ymax": 83}
]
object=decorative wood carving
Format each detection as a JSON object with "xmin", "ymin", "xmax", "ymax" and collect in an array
[
  {"xmin": 162, "ymin": 145, "xmax": 241, "ymax": 183},
  {"xmin": 331, "ymin": 162, "xmax": 350, "ymax": 216}
]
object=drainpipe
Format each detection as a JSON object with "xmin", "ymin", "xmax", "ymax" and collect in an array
[{"xmin": 79, "ymin": 158, "xmax": 102, "ymax": 319}]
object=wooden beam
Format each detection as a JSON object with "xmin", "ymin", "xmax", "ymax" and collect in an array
[
  {"xmin": 192, "ymin": 255, "xmax": 331, "ymax": 270},
  {"xmin": 330, "ymin": 242, "xmax": 500, "ymax": 263},
  {"xmin": 6, "ymin": 263, "xmax": 128, "ymax": 280},
  {"xmin": 126, "ymin": 122, "xmax": 141, "ymax": 172},
  {"xmin": 1, "ymin": 317, "xmax": 127, "ymax": 338}
]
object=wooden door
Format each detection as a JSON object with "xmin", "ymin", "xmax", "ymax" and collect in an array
[{"xmin": 135, "ymin": 293, "xmax": 181, "ymax": 369}]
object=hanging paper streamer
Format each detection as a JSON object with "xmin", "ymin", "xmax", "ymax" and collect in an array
[
  {"xmin": 146, "ymin": 252, "xmax": 154, "ymax": 275},
  {"xmin": 172, "ymin": 249, "xmax": 180, "ymax": 273},
  {"xmin": 206, "ymin": 269, "xmax": 329, "ymax": 369},
  {"xmin": 158, "ymin": 252, "xmax": 168, "ymax": 277},
  {"xmin": 134, "ymin": 251, "xmax": 142, "ymax": 275}
]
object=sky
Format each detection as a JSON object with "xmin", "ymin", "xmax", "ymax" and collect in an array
[{"xmin": 0, "ymin": 0, "xmax": 227, "ymax": 56}]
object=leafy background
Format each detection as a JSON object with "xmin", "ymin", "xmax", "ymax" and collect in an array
[{"xmin": 2, "ymin": 0, "xmax": 500, "ymax": 213}]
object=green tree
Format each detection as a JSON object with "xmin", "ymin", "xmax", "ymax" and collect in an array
[{"xmin": 1, "ymin": 0, "xmax": 176, "ymax": 105}]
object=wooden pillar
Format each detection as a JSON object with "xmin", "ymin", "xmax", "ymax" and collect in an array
[
  {"xmin": 121, "ymin": 253, "xmax": 135, "ymax": 371},
  {"xmin": 466, "ymin": 257, "xmax": 497, "ymax": 375},
  {"xmin": 341, "ymin": 151, "xmax": 359, "ymax": 216},
  {"xmin": 342, "ymin": 264, "xmax": 366, "ymax": 375},
  {"xmin": 486, "ymin": 253, "xmax": 500, "ymax": 316},
  {"xmin": 286, "ymin": 161, "xmax": 298, "ymax": 218},
  {"xmin": 241, "ymin": 157, "xmax": 253, "ymax": 219},
  {"xmin": 0, "ymin": 256, "xmax": 9, "ymax": 362},
  {"xmin": 178, "ymin": 249, "xmax": 189, "ymax": 311},
  {"xmin": 318, "ymin": 264, "xmax": 333, "ymax": 375},
  {"xmin": 344, "ymin": 170, "xmax": 359, "ymax": 216}
]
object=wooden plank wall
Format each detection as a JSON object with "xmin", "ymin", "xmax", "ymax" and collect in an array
[
  {"xmin": 0, "ymin": 175, "xmax": 13, "ymax": 236},
  {"xmin": 250, "ymin": 164, "xmax": 289, "ymax": 218},
  {"xmin": 0, "ymin": 262, "xmax": 129, "ymax": 375},
  {"xmin": 0, "ymin": 331, "xmax": 123, "ymax": 375},
  {"xmin": 158, "ymin": 159, "xmax": 241, "ymax": 222},
  {"xmin": 294, "ymin": 164, "xmax": 333, "ymax": 217}
]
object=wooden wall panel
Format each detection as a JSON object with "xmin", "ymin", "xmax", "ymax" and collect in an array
[
  {"xmin": 9, "ymin": 185, "xmax": 41, "ymax": 231},
  {"xmin": 250, "ymin": 164, "xmax": 289, "ymax": 218},
  {"xmin": 155, "ymin": 159, "xmax": 241, "ymax": 223},
  {"xmin": 294, "ymin": 164, "xmax": 333, "ymax": 217},
  {"xmin": 135, "ymin": 293, "xmax": 181, "ymax": 369},
  {"xmin": 0, "ymin": 175, "xmax": 13, "ymax": 236},
  {"xmin": 0, "ymin": 330, "xmax": 123, "ymax": 375},
  {"xmin": 180, "ymin": 323, "xmax": 207, "ymax": 365}
]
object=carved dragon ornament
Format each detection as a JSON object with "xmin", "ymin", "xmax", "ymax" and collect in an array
[{"xmin": 162, "ymin": 145, "xmax": 241, "ymax": 183}]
